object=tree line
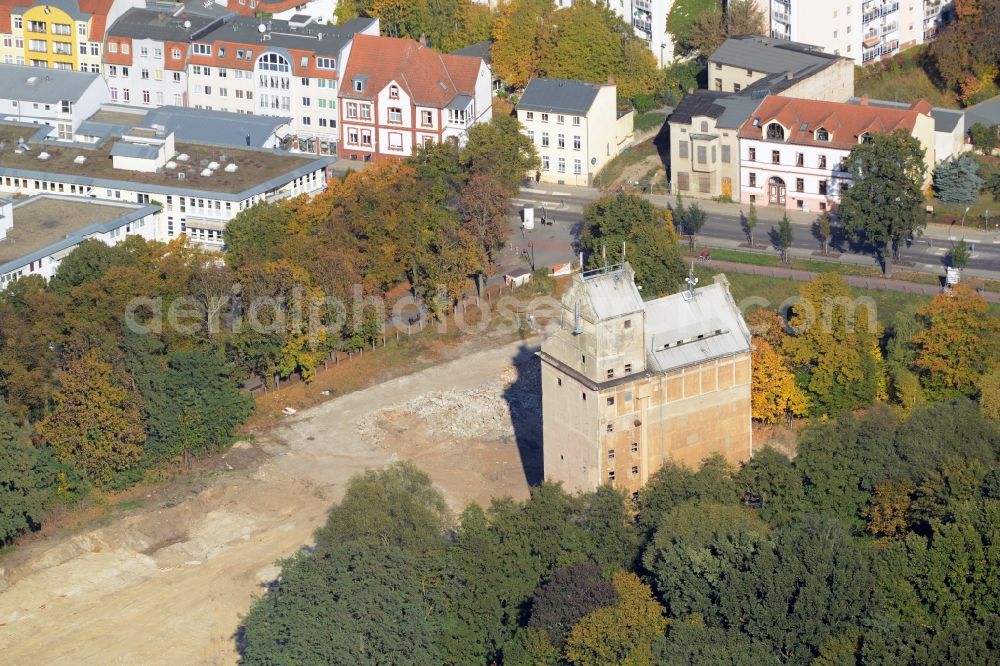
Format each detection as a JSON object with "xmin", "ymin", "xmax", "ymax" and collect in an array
[
  {"xmin": 239, "ymin": 389, "xmax": 1000, "ymax": 664},
  {"xmin": 0, "ymin": 115, "xmax": 537, "ymax": 545}
]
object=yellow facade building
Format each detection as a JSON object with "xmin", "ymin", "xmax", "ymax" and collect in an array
[{"xmin": 0, "ymin": 0, "xmax": 125, "ymax": 73}]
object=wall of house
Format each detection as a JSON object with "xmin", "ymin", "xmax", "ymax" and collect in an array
[
  {"xmin": 669, "ymin": 117, "xmax": 740, "ymax": 201},
  {"xmin": 780, "ymin": 58, "xmax": 854, "ymax": 102},
  {"xmin": 738, "ymin": 135, "xmax": 850, "ymax": 211}
]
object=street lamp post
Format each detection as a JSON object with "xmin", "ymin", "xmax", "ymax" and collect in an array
[{"xmin": 961, "ymin": 206, "xmax": 971, "ymax": 235}]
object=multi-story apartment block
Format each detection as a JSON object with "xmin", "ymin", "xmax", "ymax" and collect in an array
[
  {"xmin": 0, "ymin": 0, "xmax": 141, "ymax": 72},
  {"xmin": 338, "ymin": 34, "xmax": 491, "ymax": 161},
  {"xmin": 736, "ymin": 95, "xmax": 936, "ymax": 213},
  {"xmin": 670, "ymin": 36, "xmax": 852, "ymax": 202},
  {"xmin": 0, "ymin": 63, "xmax": 107, "ymax": 137},
  {"xmin": 767, "ymin": 0, "xmax": 954, "ymax": 64},
  {"xmin": 516, "ymin": 78, "xmax": 633, "ymax": 186},
  {"xmin": 104, "ymin": 8, "xmax": 220, "ymax": 108},
  {"xmin": 540, "ymin": 263, "xmax": 753, "ymax": 494}
]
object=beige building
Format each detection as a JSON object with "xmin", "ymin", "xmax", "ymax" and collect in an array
[
  {"xmin": 515, "ymin": 78, "xmax": 633, "ymax": 186},
  {"xmin": 539, "ymin": 264, "xmax": 752, "ymax": 495},
  {"xmin": 670, "ymin": 36, "xmax": 852, "ymax": 201}
]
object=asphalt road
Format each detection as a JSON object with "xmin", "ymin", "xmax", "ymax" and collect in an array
[{"xmin": 509, "ymin": 184, "xmax": 1000, "ymax": 281}]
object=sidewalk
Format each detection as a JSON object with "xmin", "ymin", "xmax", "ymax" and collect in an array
[
  {"xmin": 646, "ymin": 194, "xmax": 998, "ymax": 243},
  {"xmin": 704, "ymin": 258, "xmax": 1000, "ymax": 303}
]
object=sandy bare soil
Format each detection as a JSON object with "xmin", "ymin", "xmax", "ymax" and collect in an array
[{"xmin": 0, "ymin": 340, "xmax": 542, "ymax": 665}]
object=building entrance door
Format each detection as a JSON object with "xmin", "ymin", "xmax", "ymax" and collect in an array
[{"xmin": 768, "ymin": 177, "xmax": 786, "ymax": 205}]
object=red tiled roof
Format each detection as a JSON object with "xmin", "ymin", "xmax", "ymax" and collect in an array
[
  {"xmin": 341, "ymin": 34, "xmax": 483, "ymax": 108},
  {"xmin": 0, "ymin": 1, "xmax": 14, "ymax": 34},
  {"xmin": 257, "ymin": 0, "xmax": 303, "ymax": 13},
  {"xmin": 79, "ymin": 0, "xmax": 116, "ymax": 41},
  {"xmin": 738, "ymin": 95, "xmax": 929, "ymax": 150}
]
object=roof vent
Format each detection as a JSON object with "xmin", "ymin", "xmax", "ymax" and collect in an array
[
  {"xmin": 207, "ymin": 161, "xmax": 219, "ymax": 170},
  {"xmin": 25, "ymin": 76, "xmax": 39, "ymax": 86},
  {"xmin": 165, "ymin": 160, "xmax": 177, "ymax": 169},
  {"xmin": 176, "ymin": 152, "xmax": 190, "ymax": 161},
  {"xmin": 73, "ymin": 155, "xmax": 87, "ymax": 164},
  {"xmin": 200, "ymin": 168, "xmax": 213, "ymax": 177},
  {"xmin": 177, "ymin": 172, "xmax": 186, "ymax": 180},
  {"xmin": 224, "ymin": 163, "xmax": 238, "ymax": 172},
  {"xmin": 38, "ymin": 151, "xmax": 50, "ymax": 160}
]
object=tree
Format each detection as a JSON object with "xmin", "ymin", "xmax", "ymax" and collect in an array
[
  {"xmin": 949, "ymin": 239, "xmax": 970, "ymax": 269},
  {"xmin": 910, "ymin": 285, "xmax": 1000, "ymax": 399},
  {"xmin": 969, "ymin": 123, "xmax": 998, "ymax": 155},
  {"xmin": 741, "ymin": 203, "xmax": 758, "ymax": 246},
  {"xmin": 746, "ymin": 308, "xmax": 788, "ymax": 347},
  {"xmin": 682, "ymin": 0, "xmax": 765, "ymax": 59},
  {"xmin": 35, "ymin": 350, "xmax": 145, "ymax": 487},
  {"xmin": 681, "ymin": 202, "xmax": 706, "ymax": 250},
  {"xmin": 564, "ymin": 572, "xmax": 667, "ymax": 666},
  {"xmin": 223, "ymin": 202, "xmax": 292, "ymax": 269},
  {"xmin": 933, "ymin": 154, "xmax": 983, "ymax": 204},
  {"xmin": 775, "ymin": 213, "xmax": 794, "ymax": 263},
  {"xmin": 491, "ymin": 0, "xmax": 552, "ymax": 88},
  {"xmin": 462, "ymin": 114, "xmax": 540, "ymax": 192},
  {"xmin": 814, "ymin": 210, "xmax": 833, "ymax": 255},
  {"xmin": 782, "ymin": 273, "xmax": 885, "ymax": 416},
  {"xmin": 751, "ymin": 339, "xmax": 808, "ymax": 424},
  {"xmin": 986, "ymin": 170, "xmax": 1000, "ymax": 202},
  {"xmin": 458, "ymin": 173, "xmax": 511, "ymax": 267},
  {"xmin": 838, "ymin": 129, "xmax": 926, "ymax": 277},
  {"xmin": 864, "ymin": 478, "xmax": 915, "ymax": 540},
  {"xmin": 527, "ymin": 563, "xmax": 618, "ymax": 648},
  {"xmin": 0, "ymin": 400, "xmax": 52, "ymax": 543},
  {"xmin": 980, "ymin": 367, "xmax": 1000, "ymax": 420},
  {"xmin": 47, "ymin": 239, "xmax": 118, "ymax": 295},
  {"xmin": 581, "ymin": 194, "xmax": 686, "ymax": 296},
  {"xmin": 735, "ymin": 446, "xmax": 807, "ymax": 526}
]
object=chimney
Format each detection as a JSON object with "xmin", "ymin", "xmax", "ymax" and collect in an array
[
  {"xmin": 859, "ymin": 95, "xmax": 869, "ymax": 106},
  {"xmin": 607, "ymin": 76, "xmax": 615, "ymax": 85},
  {"xmin": 785, "ymin": 70, "xmax": 793, "ymax": 80}
]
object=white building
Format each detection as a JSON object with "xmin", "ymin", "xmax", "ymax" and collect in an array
[
  {"xmin": 0, "ymin": 63, "xmax": 107, "ymax": 138},
  {"xmin": 515, "ymin": 78, "xmax": 633, "ymax": 186},
  {"xmin": 0, "ymin": 194, "xmax": 158, "ymax": 287},
  {"xmin": 767, "ymin": 0, "xmax": 954, "ymax": 64},
  {"xmin": 0, "ymin": 119, "xmax": 333, "ymax": 249}
]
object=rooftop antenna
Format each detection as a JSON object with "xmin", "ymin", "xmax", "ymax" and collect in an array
[
  {"xmin": 683, "ymin": 261, "xmax": 699, "ymax": 301},
  {"xmin": 572, "ymin": 301, "xmax": 583, "ymax": 335}
]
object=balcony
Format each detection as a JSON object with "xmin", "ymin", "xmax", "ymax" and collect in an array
[
  {"xmin": 633, "ymin": 17, "xmax": 652, "ymax": 34},
  {"xmin": 863, "ymin": 34, "xmax": 880, "ymax": 48},
  {"xmin": 773, "ymin": 10, "xmax": 790, "ymax": 23},
  {"xmin": 634, "ymin": 0, "xmax": 650, "ymax": 10}
]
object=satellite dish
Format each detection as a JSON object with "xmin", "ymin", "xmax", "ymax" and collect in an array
[
  {"xmin": 257, "ymin": 23, "xmax": 266, "ymax": 33},
  {"xmin": 183, "ymin": 19, "xmax": 191, "ymax": 29}
]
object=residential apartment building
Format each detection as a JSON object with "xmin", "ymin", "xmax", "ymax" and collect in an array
[
  {"xmin": 0, "ymin": 63, "xmax": 107, "ymax": 137},
  {"xmin": 515, "ymin": 78, "xmax": 633, "ymax": 186},
  {"xmin": 736, "ymin": 95, "xmax": 936, "ymax": 213},
  {"xmin": 540, "ymin": 263, "xmax": 752, "ymax": 495},
  {"xmin": 0, "ymin": 118, "xmax": 333, "ymax": 248},
  {"xmin": 0, "ymin": 194, "xmax": 157, "ymax": 286},
  {"xmin": 767, "ymin": 0, "xmax": 954, "ymax": 64},
  {"xmin": 338, "ymin": 34, "xmax": 491, "ymax": 161},
  {"xmin": 0, "ymin": 0, "xmax": 141, "ymax": 72},
  {"xmin": 104, "ymin": 8, "xmax": 220, "ymax": 108},
  {"xmin": 670, "ymin": 36, "xmax": 852, "ymax": 202}
]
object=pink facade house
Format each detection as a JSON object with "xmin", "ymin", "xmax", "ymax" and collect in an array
[{"xmin": 737, "ymin": 96, "xmax": 936, "ymax": 213}]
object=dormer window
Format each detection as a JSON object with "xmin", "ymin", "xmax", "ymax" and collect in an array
[
  {"xmin": 389, "ymin": 84, "xmax": 399, "ymax": 99},
  {"xmin": 353, "ymin": 79, "xmax": 363, "ymax": 93},
  {"xmin": 860, "ymin": 132, "xmax": 874, "ymax": 144},
  {"xmin": 766, "ymin": 122, "xmax": 785, "ymax": 141},
  {"xmin": 815, "ymin": 127, "xmax": 830, "ymax": 141}
]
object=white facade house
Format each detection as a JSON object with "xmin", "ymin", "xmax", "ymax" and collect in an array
[
  {"xmin": 0, "ymin": 194, "xmax": 158, "ymax": 287},
  {"xmin": 0, "ymin": 63, "xmax": 107, "ymax": 137},
  {"xmin": 339, "ymin": 34, "xmax": 492, "ymax": 161},
  {"xmin": 736, "ymin": 95, "xmax": 936, "ymax": 213},
  {"xmin": 516, "ymin": 78, "xmax": 634, "ymax": 186},
  {"xmin": 767, "ymin": 0, "xmax": 954, "ymax": 64}
]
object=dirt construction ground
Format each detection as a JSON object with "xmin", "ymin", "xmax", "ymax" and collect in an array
[{"xmin": 0, "ymin": 340, "xmax": 542, "ymax": 665}]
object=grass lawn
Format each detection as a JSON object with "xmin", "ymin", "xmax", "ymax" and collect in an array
[
  {"xmin": 634, "ymin": 112, "xmax": 667, "ymax": 132},
  {"xmin": 593, "ymin": 140, "xmax": 658, "ymax": 187},
  {"xmin": 854, "ymin": 49, "xmax": 959, "ymax": 109}
]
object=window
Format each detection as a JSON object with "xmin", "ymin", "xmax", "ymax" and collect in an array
[
  {"xmin": 142, "ymin": 90, "xmax": 150, "ymax": 104},
  {"xmin": 795, "ymin": 178, "xmax": 804, "ymax": 192},
  {"xmin": 734, "ymin": 83, "xmax": 741, "ymax": 92},
  {"xmin": 748, "ymin": 147, "xmax": 756, "ymax": 161},
  {"xmin": 193, "ymin": 43, "xmax": 210, "ymax": 56},
  {"xmin": 700, "ymin": 121, "xmax": 708, "ymax": 132},
  {"xmin": 109, "ymin": 87, "xmax": 118, "ymax": 101},
  {"xmin": 697, "ymin": 145, "xmax": 707, "ymax": 164},
  {"xmin": 816, "ymin": 127, "xmax": 829, "ymax": 141},
  {"xmin": 631, "ymin": 466, "xmax": 639, "ymax": 479},
  {"xmin": 541, "ymin": 113, "xmax": 548, "ymax": 122},
  {"xmin": 217, "ymin": 46, "xmax": 226, "ymax": 58},
  {"xmin": 679, "ymin": 141, "xmax": 688, "ymax": 159},
  {"xmin": 557, "ymin": 377, "xmax": 562, "ymax": 386},
  {"xmin": 347, "ymin": 102, "xmax": 357, "ymax": 118},
  {"xmin": 573, "ymin": 135, "xmax": 580, "ymax": 150},
  {"xmin": 771, "ymin": 150, "xmax": 780, "ymax": 164},
  {"xmin": 573, "ymin": 159, "xmax": 581, "ymax": 175},
  {"xmin": 360, "ymin": 105, "xmax": 371, "ymax": 119},
  {"xmin": 52, "ymin": 22, "xmax": 70, "ymax": 35},
  {"xmin": 302, "ymin": 96, "xmax": 310, "ymax": 106},
  {"xmin": 631, "ymin": 442, "xmax": 638, "ymax": 454},
  {"xmin": 389, "ymin": 84, "xmax": 399, "ymax": 99},
  {"xmin": 525, "ymin": 111, "xmax": 533, "ymax": 120},
  {"xmin": 557, "ymin": 134, "xmax": 564, "ymax": 148},
  {"xmin": 714, "ymin": 78, "xmax": 722, "ymax": 91},
  {"xmin": 28, "ymin": 40, "xmax": 46, "ymax": 53},
  {"xmin": 818, "ymin": 155, "xmax": 827, "ymax": 169},
  {"xmin": 624, "ymin": 362, "xmax": 632, "ymax": 373},
  {"xmin": 316, "ymin": 56, "xmax": 335, "ymax": 69},
  {"xmin": 348, "ymin": 128, "xmax": 359, "ymax": 144},
  {"xmin": 421, "ymin": 110, "xmax": 433, "ymax": 127},
  {"xmin": 819, "ymin": 180, "xmax": 828, "ymax": 195},
  {"xmin": 860, "ymin": 132, "xmax": 873, "ymax": 144},
  {"xmin": 606, "ymin": 423, "xmax": 614, "ymax": 433},
  {"xmin": 608, "ymin": 449, "xmax": 615, "ymax": 460},
  {"xmin": 154, "ymin": 48, "xmax": 162, "ymax": 58},
  {"xmin": 699, "ymin": 174, "xmax": 710, "ymax": 193},
  {"xmin": 27, "ymin": 20, "xmax": 46, "ymax": 33},
  {"xmin": 573, "ymin": 116, "xmax": 580, "ymax": 125},
  {"xmin": 123, "ymin": 89, "xmax": 130, "ymax": 102},
  {"xmin": 582, "ymin": 392, "xmax": 587, "ymax": 401},
  {"xmin": 607, "ymin": 397, "xmax": 615, "ymax": 406},
  {"xmin": 218, "ymin": 68, "xmax": 227, "ymax": 77},
  {"xmin": 541, "ymin": 156, "xmax": 549, "ymax": 171},
  {"xmin": 388, "ymin": 107, "xmax": 401, "ymax": 123},
  {"xmin": 557, "ymin": 157, "xmax": 565, "ymax": 173},
  {"xmin": 219, "ymin": 87, "xmax": 227, "ymax": 97},
  {"xmin": 527, "ymin": 130, "xmax": 535, "ymax": 143},
  {"xmin": 766, "ymin": 123, "xmax": 785, "ymax": 140},
  {"xmin": 795, "ymin": 152, "xmax": 804, "ymax": 167},
  {"xmin": 140, "ymin": 46, "xmax": 148, "ymax": 57},
  {"xmin": 360, "ymin": 129, "xmax": 372, "ymax": 146},
  {"xmin": 607, "ymin": 368, "xmax": 614, "ymax": 379},
  {"xmin": 749, "ymin": 172, "xmax": 756, "ymax": 187},
  {"xmin": 141, "ymin": 68, "xmax": 149, "ymax": 80},
  {"xmin": 203, "ymin": 85, "xmax": 211, "ymax": 95},
  {"xmin": 258, "ymin": 52, "xmax": 289, "ymax": 72},
  {"xmin": 677, "ymin": 172, "xmax": 689, "ymax": 191},
  {"xmin": 13, "ymin": 16, "xmax": 21, "ymax": 29},
  {"xmin": 541, "ymin": 132, "xmax": 549, "ymax": 147},
  {"xmin": 557, "ymin": 114, "xmax": 564, "ymax": 124}
]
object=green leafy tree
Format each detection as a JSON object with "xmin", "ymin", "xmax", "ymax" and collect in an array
[
  {"xmin": 741, "ymin": 203, "xmax": 758, "ymax": 246},
  {"xmin": 949, "ymin": 239, "xmax": 971, "ymax": 269},
  {"xmin": 681, "ymin": 201, "xmax": 707, "ymax": 250},
  {"xmin": 815, "ymin": 210, "xmax": 833, "ymax": 255},
  {"xmin": 735, "ymin": 446, "xmax": 807, "ymax": 526},
  {"xmin": 637, "ymin": 455, "xmax": 738, "ymax": 536},
  {"xmin": 838, "ymin": 130, "xmax": 926, "ymax": 277},
  {"xmin": 933, "ymin": 154, "xmax": 983, "ymax": 204},
  {"xmin": 47, "ymin": 239, "xmax": 126, "ymax": 295},
  {"xmin": 775, "ymin": 213, "xmax": 794, "ymax": 263},
  {"xmin": 223, "ymin": 202, "xmax": 292, "ymax": 269},
  {"xmin": 462, "ymin": 114, "xmax": 540, "ymax": 192},
  {"xmin": 985, "ymin": 169, "xmax": 1000, "ymax": 202},
  {"xmin": 969, "ymin": 123, "xmax": 998, "ymax": 154},
  {"xmin": 0, "ymin": 400, "xmax": 52, "ymax": 543},
  {"xmin": 527, "ymin": 562, "xmax": 617, "ymax": 648},
  {"xmin": 581, "ymin": 194, "xmax": 685, "ymax": 296}
]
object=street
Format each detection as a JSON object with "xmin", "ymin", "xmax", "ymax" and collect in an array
[{"xmin": 504, "ymin": 183, "xmax": 1000, "ymax": 282}]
